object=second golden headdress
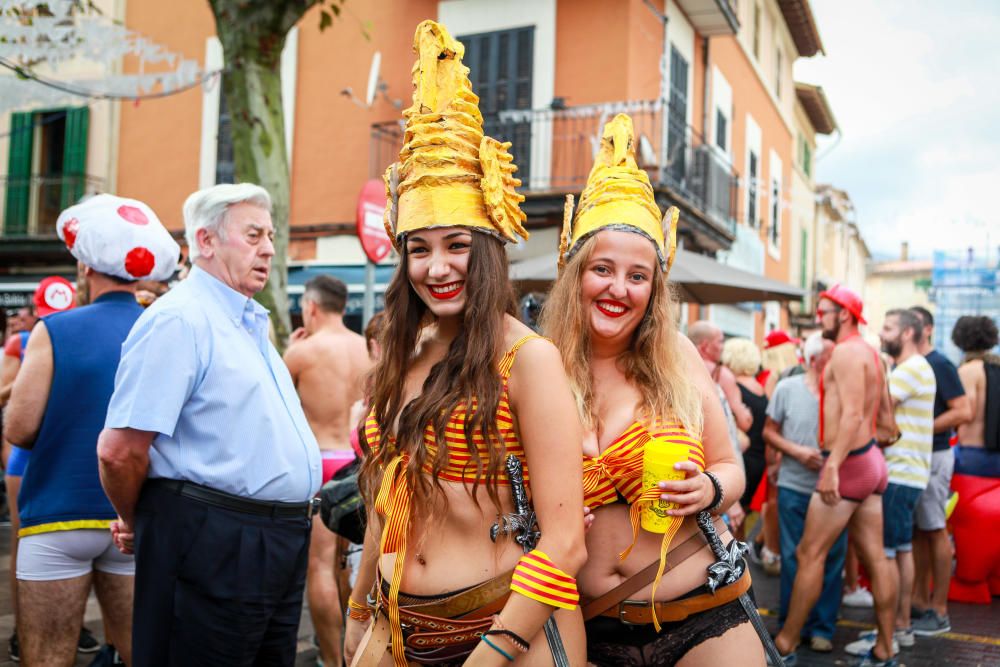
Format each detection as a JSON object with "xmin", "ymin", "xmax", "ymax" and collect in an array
[{"xmin": 559, "ymin": 113, "xmax": 678, "ymax": 274}]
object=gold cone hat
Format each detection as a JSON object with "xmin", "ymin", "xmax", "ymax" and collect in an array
[
  {"xmin": 559, "ymin": 113, "xmax": 678, "ymax": 273},
  {"xmin": 383, "ymin": 20, "xmax": 528, "ymax": 249}
]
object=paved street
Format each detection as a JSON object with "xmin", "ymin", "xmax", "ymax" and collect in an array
[
  {"xmin": 0, "ymin": 522, "xmax": 995, "ymax": 666},
  {"xmin": 748, "ymin": 558, "xmax": 1000, "ymax": 667}
]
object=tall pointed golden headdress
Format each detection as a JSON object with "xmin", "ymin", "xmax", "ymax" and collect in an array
[
  {"xmin": 383, "ymin": 20, "xmax": 528, "ymax": 249},
  {"xmin": 559, "ymin": 113, "xmax": 678, "ymax": 273}
]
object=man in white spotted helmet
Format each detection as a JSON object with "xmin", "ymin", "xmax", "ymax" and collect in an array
[{"xmin": 3, "ymin": 194, "xmax": 178, "ymax": 666}]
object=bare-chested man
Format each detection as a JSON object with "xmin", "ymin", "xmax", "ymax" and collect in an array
[
  {"xmin": 952, "ymin": 315, "xmax": 999, "ymax": 454},
  {"xmin": 284, "ymin": 275, "xmax": 371, "ymax": 667},
  {"xmin": 774, "ymin": 285, "xmax": 899, "ymax": 667}
]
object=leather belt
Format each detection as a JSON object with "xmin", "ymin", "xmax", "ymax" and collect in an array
[
  {"xmin": 600, "ymin": 566, "xmax": 752, "ymax": 625},
  {"xmin": 149, "ymin": 478, "xmax": 319, "ymax": 519}
]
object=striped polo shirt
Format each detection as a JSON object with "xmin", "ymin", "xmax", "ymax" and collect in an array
[{"xmin": 886, "ymin": 353, "xmax": 937, "ymax": 489}]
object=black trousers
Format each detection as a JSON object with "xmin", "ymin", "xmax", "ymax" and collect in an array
[{"xmin": 132, "ymin": 482, "xmax": 312, "ymax": 667}]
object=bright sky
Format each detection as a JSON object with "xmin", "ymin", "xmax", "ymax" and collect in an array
[{"xmin": 794, "ymin": 0, "xmax": 1000, "ymax": 261}]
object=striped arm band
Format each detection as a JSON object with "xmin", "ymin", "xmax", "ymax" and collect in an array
[{"xmin": 510, "ymin": 549, "xmax": 579, "ymax": 610}]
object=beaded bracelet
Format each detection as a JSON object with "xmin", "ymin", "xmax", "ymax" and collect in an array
[
  {"xmin": 347, "ymin": 597, "xmax": 372, "ymax": 622},
  {"xmin": 487, "ymin": 615, "xmax": 530, "ymax": 653},
  {"xmin": 485, "ymin": 630, "xmax": 530, "ymax": 653},
  {"xmin": 510, "ymin": 549, "xmax": 579, "ymax": 610}
]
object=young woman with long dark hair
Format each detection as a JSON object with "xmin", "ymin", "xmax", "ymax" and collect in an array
[{"xmin": 345, "ymin": 20, "xmax": 586, "ymax": 667}]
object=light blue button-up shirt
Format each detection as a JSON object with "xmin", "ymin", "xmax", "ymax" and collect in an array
[{"xmin": 106, "ymin": 266, "xmax": 321, "ymax": 502}]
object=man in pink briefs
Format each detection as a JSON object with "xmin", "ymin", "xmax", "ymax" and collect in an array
[
  {"xmin": 284, "ymin": 275, "xmax": 371, "ymax": 667},
  {"xmin": 773, "ymin": 285, "xmax": 900, "ymax": 667}
]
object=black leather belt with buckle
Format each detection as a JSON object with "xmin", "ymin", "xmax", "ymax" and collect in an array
[{"xmin": 150, "ymin": 478, "xmax": 319, "ymax": 519}]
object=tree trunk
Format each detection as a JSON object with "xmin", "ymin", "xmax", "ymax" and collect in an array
[{"xmin": 208, "ymin": 0, "xmax": 318, "ymax": 349}]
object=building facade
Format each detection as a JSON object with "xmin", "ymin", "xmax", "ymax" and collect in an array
[{"xmin": 3, "ymin": 0, "xmax": 825, "ymax": 336}]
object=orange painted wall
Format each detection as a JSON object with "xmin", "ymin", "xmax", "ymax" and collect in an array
[
  {"xmin": 555, "ymin": 0, "xmax": 662, "ymax": 105},
  {"xmin": 118, "ymin": 1, "xmax": 215, "ymax": 232},
  {"xmin": 710, "ymin": 35, "xmax": 792, "ymax": 284},
  {"xmin": 291, "ymin": 0, "xmax": 437, "ymax": 226},
  {"xmin": 117, "ymin": 0, "xmax": 436, "ymax": 234},
  {"xmin": 709, "ymin": 34, "xmax": 794, "ymax": 339}
]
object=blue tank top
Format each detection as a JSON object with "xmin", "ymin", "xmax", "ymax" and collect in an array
[{"xmin": 18, "ymin": 291, "xmax": 143, "ymax": 536}]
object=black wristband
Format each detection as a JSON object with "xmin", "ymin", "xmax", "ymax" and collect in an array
[
  {"xmin": 703, "ymin": 470, "xmax": 724, "ymax": 513},
  {"xmin": 485, "ymin": 629, "xmax": 530, "ymax": 653}
]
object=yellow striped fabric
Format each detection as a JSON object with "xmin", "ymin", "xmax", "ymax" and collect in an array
[
  {"xmin": 582, "ymin": 419, "xmax": 705, "ymax": 631},
  {"xmin": 510, "ymin": 549, "xmax": 580, "ymax": 610}
]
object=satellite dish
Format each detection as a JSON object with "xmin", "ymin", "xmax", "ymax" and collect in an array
[{"xmin": 365, "ymin": 51, "xmax": 382, "ymax": 107}]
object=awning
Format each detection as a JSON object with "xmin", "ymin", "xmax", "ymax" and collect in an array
[{"xmin": 509, "ymin": 248, "xmax": 806, "ymax": 304}]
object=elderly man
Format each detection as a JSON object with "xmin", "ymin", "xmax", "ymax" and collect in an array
[
  {"xmin": 689, "ymin": 320, "xmax": 752, "ymax": 432},
  {"xmin": 99, "ymin": 183, "xmax": 321, "ymax": 667},
  {"xmin": 5, "ymin": 195, "xmax": 178, "ymax": 666},
  {"xmin": 764, "ymin": 332, "xmax": 843, "ymax": 653}
]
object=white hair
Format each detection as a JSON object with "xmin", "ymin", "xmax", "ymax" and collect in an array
[
  {"xmin": 183, "ymin": 183, "xmax": 272, "ymax": 261},
  {"xmin": 803, "ymin": 331, "xmax": 827, "ymax": 366}
]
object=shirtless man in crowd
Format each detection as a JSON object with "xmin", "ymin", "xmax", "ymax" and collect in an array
[
  {"xmin": 284, "ymin": 275, "xmax": 370, "ymax": 667},
  {"xmin": 774, "ymin": 285, "xmax": 899, "ymax": 667}
]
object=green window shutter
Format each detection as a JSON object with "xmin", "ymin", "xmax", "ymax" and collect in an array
[
  {"xmin": 800, "ymin": 227, "xmax": 809, "ymax": 308},
  {"xmin": 61, "ymin": 106, "xmax": 89, "ymax": 209},
  {"xmin": 4, "ymin": 111, "xmax": 35, "ymax": 235}
]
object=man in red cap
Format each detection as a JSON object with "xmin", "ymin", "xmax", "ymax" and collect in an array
[
  {"xmin": 0, "ymin": 278, "xmax": 86, "ymax": 661},
  {"xmin": 774, "ymin": 285, "xmax": 901, "ymax": 667}
]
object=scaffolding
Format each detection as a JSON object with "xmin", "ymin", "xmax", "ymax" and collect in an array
[{"xmin": 930, "ymin": 250, "xmax": 1000, "ymax": 364}]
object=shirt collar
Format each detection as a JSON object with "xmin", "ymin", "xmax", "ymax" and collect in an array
[{"xmin": 188, "ymin": 265, "xmax": 270, "ymax": 326}]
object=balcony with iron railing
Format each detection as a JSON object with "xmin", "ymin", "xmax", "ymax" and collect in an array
[
  {"xmin": 0, "ymin": 174, "xmax": 105, "ymax": 267},
  {"xmin": 1, "ymin": 173, "xmax": 105, "ymax": 237},
  {"xmin": 371, "ymin": 99, "xmax": 739, "ymax": 251}
]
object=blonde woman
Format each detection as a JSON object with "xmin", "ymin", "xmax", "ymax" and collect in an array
[
  {"xmin": 542, "ymin": 114, "xmax": 769, "ymax": 665},
  {"xmin": 722, "ymin": 338, "xmax": 769, "ymax": 519},
  {"xmin": 346, "ymin": 21, "xmax": 586, "ymax": 666}
]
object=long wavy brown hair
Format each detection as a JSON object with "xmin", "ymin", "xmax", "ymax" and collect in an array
[
  {"xmin": 540, "ymin": 233, "xmax": 702, "ymax": 436},
  {"xmin": 360, "ymin": 232, "xmax": 517, "ymax": 515}
]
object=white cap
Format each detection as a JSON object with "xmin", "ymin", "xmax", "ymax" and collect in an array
[{"xmin": 56, "ymin": 194, "xmax": 179, "ymax": 281}]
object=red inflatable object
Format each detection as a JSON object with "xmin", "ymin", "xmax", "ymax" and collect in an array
[{"xmin": 948, "ymin": 473, "xmax": 1000, "ymax": 604}]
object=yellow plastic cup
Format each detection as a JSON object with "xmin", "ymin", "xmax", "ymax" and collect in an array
[{"xmin": 641, "ymin": 438, "xmax": 690, "ymax": 533}]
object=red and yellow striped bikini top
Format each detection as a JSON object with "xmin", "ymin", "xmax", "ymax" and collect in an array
[
  {"xmin": 363, "ymin": 333, "xmax": 539, "ymax": 486},
  {"xmin": 582, "ymin": 419, "xmax": 705, "ymax": 509},
  {"xmin": 582, "ymin": 418, "xmax": 705, "ymax": 630},
  {"xmin": 365, "ymin": 334, "xmax": 540, "ymax": 664}
]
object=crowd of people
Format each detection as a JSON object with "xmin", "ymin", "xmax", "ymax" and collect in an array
[
  {"xmin": 0, "ymin": 17, "xmax": 998, "ymax": 667},
  {"xmin": 692, "ymin": 294, "xmax": 1000, "ymax": 666}
]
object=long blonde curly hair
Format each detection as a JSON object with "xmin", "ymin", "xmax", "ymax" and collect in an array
[{"xmin": 539, "ymin": 234, "xmax": 703, "ymax": 436}]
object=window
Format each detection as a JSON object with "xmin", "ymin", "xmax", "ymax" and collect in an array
[
  {"xmin": 715, "ymin": 109, "xmax": 728, "ymax": 152},
  {"xmin": 746, "ymin": 151, "xmax": 758, "ymax": 227},
  {"xmin": 216, "ymin": 77, "xmax": 235, "ymax": 184},
  {"xmin": 769, "ymin": 176, "xmax": 781, "ymax": 248},
  {"xmin": 667, "ymin": 46, "xmax": 689, "ymax": 185},
  {"xmin": 752, "ymin": 4, "xmax": 761, "ymax": 59},
  {"xmin": 803, "ymin": 141, "xmax": 812, "ymax": 178},
  {"xmin": 775, "ymin": 48, "xmax": 782, "ymax": 99},
  {"xmin": 459, "ymin": 27, "xmax": 535, "ymax": 182},
  {"xmin": 4, "ymin": 106, "xmax": 88, "ymax": 236}
]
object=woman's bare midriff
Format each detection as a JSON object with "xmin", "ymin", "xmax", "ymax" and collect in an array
[
  {"xmin": 378, "ymin": 477, "xmax": 525, "ymax": 596},
  {"xmin": 578, "ymin": 503, "xmax": 727, "ymax": 602}
]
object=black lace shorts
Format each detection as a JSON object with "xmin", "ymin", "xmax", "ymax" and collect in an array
[{"xmin": 585, "ymin": 595, "xmax": 749, "ymax": 666}]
